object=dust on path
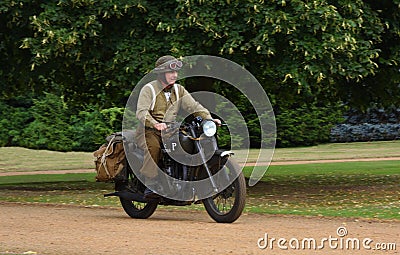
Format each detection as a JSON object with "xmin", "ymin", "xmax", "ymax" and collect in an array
[{"xmin": 0, "ymin": 202, "xmax": 399, "ymax": 255}]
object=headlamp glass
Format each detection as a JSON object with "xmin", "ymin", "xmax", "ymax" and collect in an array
[{"xmin": 202, "ymin": 120, "xmax": 217, "ymax": 137}]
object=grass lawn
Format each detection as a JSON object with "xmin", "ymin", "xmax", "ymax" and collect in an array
[
  {"xmin": 0, "ymin": 147, "xmax": 94, "ymax": 173},
  {"xmin": 244, "ymin": 161, "xmax": 400, "ymax": 219},
  {"xmin": 0, "ymin": 142, "xmax": 399, "ymax": 220},
  {"xmin": 1, "ymin": 140, "xmax": 400, "ymax": 173},
  {"xmin": 234, "ymin": 140, "xmax": 400, "ymax": 163},
  {"xmin": 0, "ymin": 159, "xmax": 399, "ymax": 220}
]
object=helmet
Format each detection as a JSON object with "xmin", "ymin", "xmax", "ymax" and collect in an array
[{"xmin": 154, "ymin": 55, "xmax": 183, "ymax": 73}]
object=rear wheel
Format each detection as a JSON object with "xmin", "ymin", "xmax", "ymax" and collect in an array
[
  {"xmin": 119, "ymin": 198, "xmax": 158, "ymax": 219},
  {"xmin": 117, "ymin": 175, "xmax": 158, "ymax": 219},
  {"xmin": 203, "ymin": 160, "xmax": 246, "ymax": 223}
]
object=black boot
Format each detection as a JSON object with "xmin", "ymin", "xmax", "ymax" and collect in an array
[
  {"xmin": 143, "ymin": 178, "xmax": 161, "ymax": 200},
  {"xmin": 144, "ymin": 187, "xmax": 160, "ymax": 200}
]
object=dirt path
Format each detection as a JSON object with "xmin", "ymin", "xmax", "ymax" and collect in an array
[
  {"xmin": 1, "ymin": 158, "xmax": 399, "ymax": 254},
  {"xmin": 0, "ymin": 202, "xmax": 398, "ymax": 255}
]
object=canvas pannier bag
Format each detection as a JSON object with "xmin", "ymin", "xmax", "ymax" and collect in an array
[{"xmin": 93, "ymin": 133, "xmax": 126, "ymax": 182}]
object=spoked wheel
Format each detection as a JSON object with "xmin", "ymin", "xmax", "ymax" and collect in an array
[
  {"xmin": 119, "ymin": 198, "xmax": 158, "ymax": 219},
  {"xmin": 116, "ymin": 176, "xmax": 158, "ymax": 219},
  {"xmin": 203, "ymin": 160, "xmax": 246, "ymax": 223}
]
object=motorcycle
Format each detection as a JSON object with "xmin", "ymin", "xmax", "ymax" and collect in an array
[{"xmin": 104, "ymin": 117, "xmax": 246, "ymax": 223}]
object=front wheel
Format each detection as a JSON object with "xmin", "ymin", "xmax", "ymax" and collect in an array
[{"xmin": 203, "ymin": 161, "xmax": 246, "ymax": 223}]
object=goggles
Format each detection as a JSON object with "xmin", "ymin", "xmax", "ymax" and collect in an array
[
  {"xmin": 169, "ymin": 60, "xmax": 183, "ymax": 70},
  {"xmin": 154, "ymin": 60, "xmax": 183, "ymax": 72}
]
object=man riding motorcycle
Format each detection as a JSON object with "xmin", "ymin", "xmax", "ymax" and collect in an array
[{"xmin": 135, "ymin": 55, "xmax": 220, "ymax": 199}]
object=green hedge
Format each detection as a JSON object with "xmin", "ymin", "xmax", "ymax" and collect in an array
[
  {"xmin": 0, "ymin": 101, "xmax": 32, "ymax": 147},
  {"xmin": 1, "ymin": 93, "xmax": 345, "ymax": 151},
  {"xmin": 1, "ymin": 93, "xmax": 122, "ymax": 151},
  {"xmin": 276, "ymin": 104, "xmax": 344, "ymax": 147}
]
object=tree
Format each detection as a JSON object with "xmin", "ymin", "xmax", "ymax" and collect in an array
[
  {"xmin": 166, "ymin": 0, "xmax": 398, "ymax": 108},
  {"xmin": 1, "ymin": 0, "xmax": 399, "ymax": 149},
  {"xmin": 2, "ymin": 0, "xmax": 399, "ymax": 109},
  {"xmin": 0, "ymin": 0, "xmax": 38, "ymax": 100}
]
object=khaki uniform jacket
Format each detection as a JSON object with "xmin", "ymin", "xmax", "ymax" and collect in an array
[{"xmin": 136, "ymin": 80, "xmax": 212, "ymax": 128}]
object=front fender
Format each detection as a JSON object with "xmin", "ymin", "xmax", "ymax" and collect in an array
[
  {"xmin": 212, "ymin": 149, "xmax": 234, "ymax": 158},
  {"xmin": 203, "ymin": 150, "xmax": 235, "ymax": 177},
  {"xmin": 218, "ymin": 150, "xmax": 234, "ymax": 158}
]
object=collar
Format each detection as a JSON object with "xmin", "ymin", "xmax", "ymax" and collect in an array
[{"xmin": 163, "ymin": 84, "xmax": 174, "ymax": 92}]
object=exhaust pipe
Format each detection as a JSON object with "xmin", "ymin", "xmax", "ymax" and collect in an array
[{"xmin": 104, "ymin": 191, "xmax": 147, "ymax": 203}]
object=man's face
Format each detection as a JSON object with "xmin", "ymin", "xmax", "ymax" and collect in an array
[{"xmin": 164, "ymin": 71, "xmax": 178, "ymax": 85}]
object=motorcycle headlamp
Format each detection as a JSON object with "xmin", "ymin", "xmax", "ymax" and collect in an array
[{"xmin": 202, "ymin": 120, "xmax": 217, "ymax": 137}]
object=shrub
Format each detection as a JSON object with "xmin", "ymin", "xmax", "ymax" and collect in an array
[
  {"xmin": 0, "ymin": 102, "xmax": 32, "ymax": 146},
  {"xmin": 330, "ymin": 123, "xmax": 400, "ymax": 142},
  {"xmin": 69, "ymin": 107, "xmax": 124, "ymax": 151},
  {"xmin": 276, "ymin": 104, "xmax": 343, "ymax": 147},
  {"xmin": 19, "ymin": 93, "xmax": 74, "ymax": 151},
  {"xmin": 344, "ymin": 106, "xmax": 400, "ymax": 124},
  {"xmin": 330, "ymin": 106, "xmax": 400, "ymax": 143},
  {"xmin": 1, "ymin": 93, "xmax": 125, "ymax": 152}
]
